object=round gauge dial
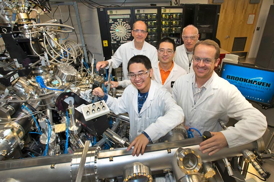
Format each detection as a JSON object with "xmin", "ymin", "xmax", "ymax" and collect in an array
[{"xmin": 110, "ymin": 19, "xmax": 131, "ymax": 42}]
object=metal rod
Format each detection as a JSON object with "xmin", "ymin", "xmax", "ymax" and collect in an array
[
  {"xmin": 72, "ymin": 2, "xmax": 89, "ymax": 64},
  {"xmin": 75, "ymin": 140, "xmax": 90, "ymax": 182}
]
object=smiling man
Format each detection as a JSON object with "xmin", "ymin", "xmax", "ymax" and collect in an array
[
  {"xmin": 93, "ymin": 55, "xmax": 184, "ymax": 156},
  {"xmin": 153, "ymin": 37, "xmax": 187, "ymax": 93},
  {"xmin": 96, "ymin": 20, "xmax": 158, "ymax": 88},
  {"xmin": 174, "ymin": 25, "xmax": 199, "ymax": 73},
  {"xmin": 173, "ymin": 39, "xmax": 267, "ymax": 155}
]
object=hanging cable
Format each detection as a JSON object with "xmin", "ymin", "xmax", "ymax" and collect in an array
[
  {"xmin": 187, "ymin": 127, "xmax": 202, "ymax": 138},
  {"xmin": 36, "ymin": 76, "xmax": 64, "ymax": 91},
  {"xmin": 64, "ymin": 111, "xmax": 70, "ymax": 154},
  {"xmin": 43, "ymin": 120, "xmax": 52, "ymax": 156},
  {"xmin": 21, "ymin": 104, "xmax": 42, "ymax": 134}
]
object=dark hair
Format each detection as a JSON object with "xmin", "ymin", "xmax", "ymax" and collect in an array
[
  {"xmin": 157, "ymin": 37, "xmax": 176, "ymax": 51},
  {"xmin": 127, "ymin": 55, "xmax": 152, "ymax": 71},
  {"xmin": 193, "ymin": 39, "xmax": 220, "ymax": 60}
]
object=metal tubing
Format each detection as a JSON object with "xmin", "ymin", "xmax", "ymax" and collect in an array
[
  {"xmin": 50, "ymin": 2, "xmax": 89, "ymax": 63},
  {"xmin": 75, "ymin": 141, "xmax": 90, "ymax": 182},
  {"xmin": 0, "ymin": 154, "xmax": 73, "ymax": 182},
  {"xmin": 72, "ymin": 2, "xmax": 89, "ymax": 64},
  {"xmin": 0, "ymin": 138, "xmax": 263, "ymax": 181}
]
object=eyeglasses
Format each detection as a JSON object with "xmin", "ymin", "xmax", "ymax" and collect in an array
[
  {"xmin": 132, "ymin": 29, "xmax": 147, "ymax": 34},
  {"xmin": 128, "ymin": 70, "xmax": 149, "ymax": 80},
  {"xmin": 158, "ymin": 49, "xmax": 174, "ymax": 55},
  {"xmin": 193, "ymin": 56, "xmax": 213, "ymax": 64},
  {"xmin": 182, "ymin": 35, "xmax": 198, "ymax": 40}
]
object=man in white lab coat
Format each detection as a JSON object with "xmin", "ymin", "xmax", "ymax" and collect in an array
[
  {"xmin": 173, "ymin": 39, "xmax": 267, "ymax": 155},
  {"xmin": 153, "ymin": 37, "xmax": 187, "ymax": 93},
  {"xmin": 93, "ymin": 55, "xmax": 184, "ymax": 156},
  {"xmin": 96, "ymin": 20, "xmax": 158, "ymax": 88},
  {"xmin": 174, "ymin": 25, "xmax": 199, "ymax": 73}
]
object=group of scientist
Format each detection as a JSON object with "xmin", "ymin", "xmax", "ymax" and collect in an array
[{"xmin": 93, "ymin": 20, "xmax": 267, "ymax": 156}]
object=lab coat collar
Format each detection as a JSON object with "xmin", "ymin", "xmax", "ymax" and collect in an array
[
  {"xmin": 132, "ymin": 79, "xmax": 156, "ymax": 114},
  {"xmin": 140, "ymin": 80, "xmax": 156, "ymax": 113},
  {"xmin": 190, "ymin": 72, "xmax": 218, "ymax": 106},
  {"xmin": 130, "ymin": 39, "xmax": 149, "ymax": 52},
  {"xmin": 153, "ymin": 62, "xmax": 180, "ymax": 82}
]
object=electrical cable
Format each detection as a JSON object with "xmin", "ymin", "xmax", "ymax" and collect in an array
[
  {"xmin": 29, "ymin": 132, "xmax": 42, "ymax": 135},
  {"xmin": 52, "ymin": 6, "xmax": 59, "ymax": 18},
  {"xmin": 36, "ymin": 76, "xmax": 64, "ymax": 91},
  {"xmin": 0, "ymin": 92, "xmax": 58, "ymax": 103},
  {"xmin": 67, "ymin": 6, "xmax": 79, "ymax": 43},
  {"xmin": 43, "ymin": 120, "xmax": 52, "ymax": 156},
  {"xmin": 79, "ymin": 0, "xmax": 96, "ymax": 9},
  {"xmin": 89, "ymin": 0, "xmax": 104, "ymax": 7},
  {"xmin": 187, "ymin": 127, "xmax": 202, "ymax": 138},
  {"xmin": 64, "ymin": 111, "xmax": 70, "ymax": 154},
  {"xmin": 43, "ymin": 31, "xmax": 74, "ymax": 64},
  {"xmin": 241, "ymin": 170, "xmax": 267, "ymax": 181},
  {"xmin": 84, "ymin": 0, "xmax": 104, "ymax": 8},
  {"xmin": 44, "ymin": 32, "xmax": 63, "ymax": 61},
  {"xmin": 28, "ymin": 31, "xmax": 43, "ymax": 59},
  {"xmin": 58, "ymin": 5, "xmax": 64, "ymax": 22},
  {"xmin": 28, "ymin": 22, "xmax": 74, "ymax": 30},
  {"xmin": 21, "ymin": 105, "xmax": 42, "ymax": 134},
  {"xmin": 121, "ymin": 0, "xmax": 127, "ymax": 6},
  {"xmin": 63, "ymin": 6, "xmax": 71, "ymax": 23}
]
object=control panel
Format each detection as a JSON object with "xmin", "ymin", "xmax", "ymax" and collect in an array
[
  {"xmin": 135, "ymin": 8, "xmax": 158, "ymax": 47},
  {"xmin": 161, "ymin": 8, "xmax": 183, "ymax": 46},
  {"xmin": 81, "ymin": 100, "xmax": 110, "ymax": 121},
  {"xmin": 108, "ymin": 9, "xmax": 132, "ymax": 53}
]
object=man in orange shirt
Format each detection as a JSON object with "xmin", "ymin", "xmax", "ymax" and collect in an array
[{"xmin": 153, "ymin": 37, "xmax": 187, "ymax": 93}]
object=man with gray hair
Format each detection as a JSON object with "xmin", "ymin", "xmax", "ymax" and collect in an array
[{"xmin": 174, "ymin": 25, "xmax": 199, "ymax": 73}]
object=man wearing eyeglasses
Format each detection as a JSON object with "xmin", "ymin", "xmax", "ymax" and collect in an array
[
  {"xmin": 173, "ymin": 39, "xmax": 267, "ymax": 155},
  {"xmin": 96, "ymin": 20, "xmax": 158, "ymax": 88},
  {"xmin": 174, "ymin": 25, "xmax": 199, "ymax": 73},
  {"xmin": 153, "ymin": 37, "xmax": 187, "ymax": 93},
  {"xmin": 93, "ymin": 55, "xmax": 184, "ymax": 156}
]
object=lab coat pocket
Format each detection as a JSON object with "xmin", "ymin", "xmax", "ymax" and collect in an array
[{"xmin": 200, "ymin": 109, "xmax": 222, "ymax": 131}]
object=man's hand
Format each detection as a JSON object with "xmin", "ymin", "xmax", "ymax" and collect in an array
[
  {"xmin": 199, "ymin": 132, "xmax": 228, "ymax": 155},
  {"xmin": 96, "ymin": 61, "xmax": 109, "ymax": 71},
  {"xmin": 127, "ymin": 134, "xmax": 149, "ymax": 156},
  {"xmin": 92, "ymin": 87, "xmax": 105, "ymax": 97},
  {"xmin": 105, "ymin": 81, "xmax": 119, "ymax": 88}
]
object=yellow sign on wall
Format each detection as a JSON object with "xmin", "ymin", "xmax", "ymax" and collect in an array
[{"xmin": 103, "ymin": 40, "xmax": 108, "ymax": 47}]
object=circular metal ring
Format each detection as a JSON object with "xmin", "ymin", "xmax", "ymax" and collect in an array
[{"xmin": 176, "ymin": 147, "xmax": 202, "ymax": 175}]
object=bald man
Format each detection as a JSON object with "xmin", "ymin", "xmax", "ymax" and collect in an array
[
  {"xmin": 96, "ymin": 20, "xmax": 158, "ymax": 88},
  {"xmin": 174, "ymin": 25, "xmax": 199, "ymax": 73}
]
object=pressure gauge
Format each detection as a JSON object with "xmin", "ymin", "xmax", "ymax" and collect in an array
[{"xmin": 110, "ymin": 19, "xmax": 131, "ymax": 42}]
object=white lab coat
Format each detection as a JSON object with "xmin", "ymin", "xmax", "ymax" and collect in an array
[
  {"xmin": 174, "ymin": 44, "xmax": 194, "ymax": 73},
  {"xmin": 172, "ymin": 72, "xmax": 267, "ymax": 148},
  {"xmin": 107, "ymin": 40, "xmax": 158, "ymax": 88},
  {"xmin": 152, "ymin": 62, "xmax": 187, "ymax": 93},
  {"xmin": 106, "ymin": 80, "xmax": 184, "ymax": 142}
]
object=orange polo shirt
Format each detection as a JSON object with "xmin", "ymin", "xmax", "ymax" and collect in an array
[{"xmin": 159, "ymin": 62, "xmax": 174, "ymax": 84}]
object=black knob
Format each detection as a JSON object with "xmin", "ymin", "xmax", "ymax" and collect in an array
[{"xmin": 203, "ymin": 131, "xmax": 212, "ymax": 141}]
